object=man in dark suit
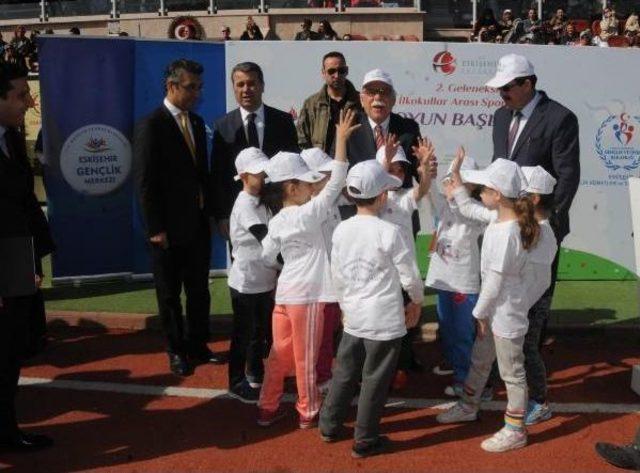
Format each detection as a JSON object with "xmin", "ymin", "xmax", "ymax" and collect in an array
[
  {"xmin": 0, "ymin": 62, "xmax": 53, "ymax": 451},
  {"xmin": 134, "ymin": 59, "xmax": 224, "ymax": 376},
  {"xmin": 210, "ymin": 61, "xmax": 299, "ymax": 238},
  {"xmin": 486, "ymin": 53, "xmax": 580, "ymax": 423}
]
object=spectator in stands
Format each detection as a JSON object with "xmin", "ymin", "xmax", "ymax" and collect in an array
[
  {"xmin": 558, "ymin": 22, "xmax": 579, "ymax": 45},
  {"xmin": 599, "ymin": 7, "xmax": 619, "ymax": 42},
  {"xmin": 471, "ymin": 8, "xmax": 500, "ymax": 42},
  {"xmin": 240, "ymin": 16, "xmax": 263, "ymax": 40},
  {"xmin": 318, "ymin": 20, "xmax": 339, "ymax": 40},
  {"xmin": 548, "ymin": 8, "xmax": 569, "ymax": 44},
  {"xmin": 44, "ymin": 29, "xmax": 54, "ymax": 35},
  {"xmin": 342, "ymin": 33, "xmax": 352, "ymax": 41},
  {"xmin": 295, "ymin": 19, "xmax": 320, "ymax": 40},
  {"xmin": 624, "ymin": 11, "xmax": 639, "ymax": 46},
  {"xmin": 496, "ymin": 9, "xmax": 515, "ymax": 43},
  {"xmin": 577, "ymin": 29, "xmax": 593, "ymax": 46},
  {"xmin": 69, "ymin": 27, "xmax": 80, "ymax": 35},
  {"xmin": 9, "ymin": 27, "xmax": 32, "ymax": 72},
  {"xmin": 520, "ymin": 8, "xmax": 545, "ymax": 44},
  {"xmin": 27, "ymin": 31, "xmax": 39, "ymax": 73},
  {"xmin": 0, "ymin": 33, "xmax": 7, "ymax": 64},
  {"xmin": 296, "ymin": 51, "xmax": 361, "ymax": 153},
  {"xmin": 221, "ymin": 26, "xmax": 231, "ymax": 41}
]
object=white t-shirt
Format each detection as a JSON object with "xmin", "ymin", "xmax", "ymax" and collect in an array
[
  {"xmin": 228, "ymin": 191, "xmax": 278, "ymax": 294},
  {"xmin": 473, "ymin": 219, "xmax": 529, "ymax": 339},
  {"xmin": 524, "ymin": 219, "xmax": 558, "ymax": 308},
  {"xmin": 425, "ymin": 186, "xmax": 485, "ymax": 294},
  {"xmin": 381, "ymin": 188, "xmax": 417, "ymax": 257},
  {"xmin": 262, "ymin": 161, "xmax": 348, "ymax": 304},
  {"xmin": 320, "ymin": 195, "xmax": 348, "ymax": 260},
  {"xmin": 331, "ymin": 215, "xmax": 424, "ymax": 341}
]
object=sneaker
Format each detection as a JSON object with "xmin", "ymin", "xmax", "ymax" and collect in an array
[
  {"xmin": 444, "ymin": 384, "xmax": 463, "ymax": 398},
  {"xmin": 318, "ymin": 379, "xmax": 331, "ymax": 396},
  {"xmin": 595, "ymin": 442, "xmax": 640, "ymax": 470},
  {"xmin": 480, "ymin": 386, "xmax": 494, "ymax": 402},
  {"xmin": 227, "ymin": 381, "xmax": 260, "ymax": 404},
  {"xmin": 351, "ymin": 435, "xmax": 391, "ymax": 458},
  {"xmin": 320, "ymin": 431, "xmax": 340, "ymax": 443},
  {"xmin": 391, "ymin": 370, "xmax": 408, "ymax": 391},
  {"xmin": 436, "ymin": 402, "xmax": 478, "ymax": 424},
  {"xmin": 481, "ymin": 426, "xmax": 527, "ymax": 453},
  {"xmin": 525, "ymin": 401, "xmax": 552, "ymax": 426},
  {"xmin": 432, "ymin": 362, "xmax": 454, "ymax": 376},
  {"xmin": 299, "ymin": 415, "xmax": 317, "ymax": 430},
  {"xmin": 257, "ymin": 408, "xmax": 287, "ymax": 427}
]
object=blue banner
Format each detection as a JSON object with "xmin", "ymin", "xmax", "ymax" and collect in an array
[{"xmin": 38, "ymin": 37, "xmax": 227, "ymax": 279}]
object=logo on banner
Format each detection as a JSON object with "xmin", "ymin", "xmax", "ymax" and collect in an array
[
  {"xmin": 60, "ymin": 124, "xmax": 132, "ymax": 196},
  {"xmin": 595, "ymin": 113, "xmax": 640, "ymax": 171},
  {"xmin": 432, "ymin": 50, "xmax": 456, "ymax": 75}
]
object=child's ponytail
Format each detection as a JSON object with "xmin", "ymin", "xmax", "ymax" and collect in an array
[
  {"xmin": 514, "ymin": 195, "xmax": 540, "ymax": 250},
  {"xmin": 260, "ymin": 182, "xmax": 284, "ymax": 216}
]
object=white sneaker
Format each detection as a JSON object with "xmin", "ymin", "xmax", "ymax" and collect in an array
[
  {"xmin": 436, "ymin": 402, "xmax": 478, "ymax": 424},
  {"xmin": 481, "ymin": 426, "xmax": 527, "ymax": 453},
  {"xmin": 444, "ymin": 384, "xmax": 463, "ymax": 397}
]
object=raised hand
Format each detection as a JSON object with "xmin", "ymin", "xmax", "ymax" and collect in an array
[
  {"xmin": 335, "ymin": 108, "xmax": 360, "ymax": 141},
  {"xmin": 449, "ymin": 145, "xmax": 465, "ymax": 189},
  {"xmin": 383, "ymin": 133, "xmax": 400, "ymax": 170},
  {"xmin": 412, "ymin": 136, "xmax": 436, "ymax": 166}
]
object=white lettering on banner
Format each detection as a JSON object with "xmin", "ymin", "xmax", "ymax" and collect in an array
[
  {"xmin": 225, "ymin": 41, "xmax": 640, "ymax": 274},
  {"xmin": 60, "ymin": 124, "xmax": 131, "ymax": 196}
]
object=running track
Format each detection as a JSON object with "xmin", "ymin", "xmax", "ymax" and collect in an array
[{"xmin": 1, "ymin": 326, "xmax": 639, "ymax": 472}]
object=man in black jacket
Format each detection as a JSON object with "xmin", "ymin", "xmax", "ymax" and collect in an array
[
  {"xmin": 210, "ymin": 62, "xmax": 298, "ymax": 238},
  {"xmin": 0, "ymin": 62, "xmax": 53, "ymax": 451},
  {"xmin": 134, "ymin": 59, "xmax": 224, "ymax": 376}
]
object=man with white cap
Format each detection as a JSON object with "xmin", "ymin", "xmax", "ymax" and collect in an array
[{"xmin": 487, "ymin": 52, "xmax": 579, "ymax": 347}]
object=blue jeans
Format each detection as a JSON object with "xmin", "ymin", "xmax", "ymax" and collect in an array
[{"xmin": 436, "ymin": 290, "xmax": 478, "ymax": 385}]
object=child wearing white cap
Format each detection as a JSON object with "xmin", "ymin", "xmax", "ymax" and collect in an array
[
  {"xmin": 319, "ymin": 159, "xmax": 424, "ymax": 458},
  {"xmin": 227, "ymin": 147, "xmax": 279, "ymax": 404},
  {"xmin": 520, "ymin": 166, "xmax": 558, "ymax": 426},
  {"xmin": 300, "ymin": 147, "xmax": 346, "ymax": 393},
  {"xmin": 375, "ymin": 138, "xmax": 435, "ymax": 388},
  {"xmin": 425, "ymin": 152, "xmax": 486, "ymax": 398},
  {"xmin": 437, "ymin": 155, "xmax": 540, "ymax": 453},
  {"xmin": 257, "ymin": 109, "xmax": 359, "ymax": 429}
]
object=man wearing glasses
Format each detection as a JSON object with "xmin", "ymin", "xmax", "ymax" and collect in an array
[
  {"xmin": 486, "ymin": 53, "xmax": 580, "ymax": 426},
  {"xmin": 134, "ymin": 59, "xmax": 224, "ymax": 377},
  {"xmin": 296, "ymin": 51, "xmax": 361, "ymax": 154}
]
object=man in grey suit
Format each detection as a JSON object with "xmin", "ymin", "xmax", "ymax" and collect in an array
[{"xmin": 486, "ymin": 53, "xmax": 580, "ymax": 425}]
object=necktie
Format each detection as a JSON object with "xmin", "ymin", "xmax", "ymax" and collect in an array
[
  {"xmin": 506, "ymin": 111, "xmax": 522, "ymax": 159},
  {"xmin": 179, "ymin": 112, "xmax": 196, "ymax": 161},
  {"xmin": 247, "ymin": 112, "xmax": 260, "ymax": 148},
  {"xmin": 374, "ymin": 125, "xmax": 385, "ymax": 150}
]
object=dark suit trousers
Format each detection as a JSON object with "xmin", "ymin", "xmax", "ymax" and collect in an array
[
  {"xmin": 151, "ymin": 218, "xmax": 211, "ymax": 355},
  {"xmin": 228, "ymin": 288, "xmax": 274, "ymax": 388},
  {"xmin": 0, "ymin": 296, "xmax": 30, "ymax": 439}
]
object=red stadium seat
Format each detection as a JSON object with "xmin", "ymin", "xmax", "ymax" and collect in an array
[
  {"xmin": 591, "ymin": 19, "xmax": 601, "ymax": 36},
  {"xmin": 570, "ymin": 19, "xmax": 590, "ymax": 33},
  {"xmin": 608, "ymin": 35, "xmax": 631, "ymax": 47},
  {"xmin": 402, "ymin": 34, "xmax": 420, "ymax": 41},
  {"xmin": 349, "ymin": 33, "xmax": 368, "ymax": 40},
  {"xmin": 371, "ymin": 34, "xmax": 390, "ymax": 40}
]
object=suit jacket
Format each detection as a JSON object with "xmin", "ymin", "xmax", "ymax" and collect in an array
[
  {"xmin": 134, "ymin": 105, "xmax": 211, "ymax": 247},
  {"xmin": 492, "ymin": 91, "xmax": 580, "ymax": 241},
  {"xmin": 210, "ymin": 104, "xmax": 299, "ymax": 220},
  {"xmin": 346, "ymin": 111, "xmax": 421, "ymax": 188}
]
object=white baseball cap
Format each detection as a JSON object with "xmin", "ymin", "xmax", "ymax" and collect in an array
[
  {"xmin": 346, "ymin": 160, "xmax": 402, "ymax": 199},
  {"xmin": 300, "ymin": 147, "xmax": 334, "ymax": 173},
  {"xmin": 234, "ymin": 147, "xmax": 269, "ymax": 181},
  {"xmin": 522, "ymin": 166, "xmax": 556, "ymax": 195},
  {"xmin": 362, "ymin": 69, "xmax": 394, "ymax": 89},
  {"xmin": 265, "ymin": 151, "xmax": 324, "ymax": 184},
  {"xmin": 375, "ymin": 145, "xmax": 410, "ymax": 165},
  {"xmin": 461, "ymin": 158, "xmax": 526, "ymax": 199},
  {"xmin": 485, "ymin": 54, "xmax": 535, "ymax": 89}
]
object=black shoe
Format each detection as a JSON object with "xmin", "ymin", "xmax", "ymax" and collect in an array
[
  {"xmin": 227, "ymin": 381, "xmax": 260, "ymax": 404},
  {"xmin": 408, "ymin": 357, "xmax": 425, "ymax": 373},
  {"xmin": 189, "ymin": 346, "xmax": 226, "ymax": 365},
  {"xmin": 595, "ymin": 442, "xmax": 640, "ymax": 470},
  {"xmin": 168, "ymin": 353, "xmax": 192, "ymax": 376},
  {"xmin": 351, "ymin": 435, "xmax": 391, "ymax": 458},
  {"xmin": 320, "ymin": 427, "xmax": 347, "ymax": 443},
  {"xmin": 0, "ymin": 431, "xmax": 53, "ymax": 452}
]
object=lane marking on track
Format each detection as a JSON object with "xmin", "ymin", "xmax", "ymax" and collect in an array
[{"xmin": 19, "ymin": 376, "xmax": 640, "ymax": 415}]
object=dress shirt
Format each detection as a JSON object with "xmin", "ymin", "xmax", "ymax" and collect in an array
[
  {"xmin": 368, "ymin": 115, "xmax": 390, "ymax": 139},
  {"xmin": 509, "ymin": 91, "xmax": 542, "ymax": 155},
  {"xmin": 240, "ymin": 104, "xmax": 265, "ymax": 150},
  {"xmin": 164, "ymin": 97, "xmax": 195, "ymax": 145}
]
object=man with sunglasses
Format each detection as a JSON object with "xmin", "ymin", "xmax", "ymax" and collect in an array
[
  {"xmin": 487, "ymin": 53, "xmax": 579, "ymax": 426},
  {"xmin": 134, "ymin": 59, "xmax": 225, "ymax": 377},
  {"xmin": 296, "ymin": 51, "xmax": 361, "ymax": 154}
]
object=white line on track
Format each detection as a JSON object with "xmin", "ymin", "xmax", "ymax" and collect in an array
[{"xmin": 19, "ymin": 376, "xmax": 640, "ymax": 415}]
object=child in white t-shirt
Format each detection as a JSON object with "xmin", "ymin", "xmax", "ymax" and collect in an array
[
  {"xmin": 227, "ymin": 147, "xmax": 278, "ymax": 404},
  {"xmin": 319, "ymin": 159, "xmax": 424, "ymax": 458},
  {"xmin": 425, "ymin": 155, "xmax": 485, "ymax": 397},
  {"xmin": 375, "ymin": 139, "xmax": 435, "ymax": 388},
  {"xmin": 437, "ymin": 156, "xmax": 540, "ymax": 454},
  {"xmin": 257, "ymin": 109, "xmax": 359, "ymax": 429},
  {"xmin": 520, "ymin": 166, "xmax": 558, "ymax": 426},
  {"xmin": 300, "ymin": 147, "xmax": 345, "ymax": 392}
]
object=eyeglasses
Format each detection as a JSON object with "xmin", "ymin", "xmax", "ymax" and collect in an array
[
  {"xmin": 325, "ymin": 66, "xmax": 348, "ymax": 76},
  {"xmin": 176, "ymin": 82, "xmax": 203, "ymax": 92},
  {"xmin": 362, "ymin": 87, "xmax": 392, "ymax": 97}
]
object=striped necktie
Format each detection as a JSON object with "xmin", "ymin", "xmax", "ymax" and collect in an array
[{"xmin": 374, "ymin": 125, "xmax": 385, "ymax": 150}]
